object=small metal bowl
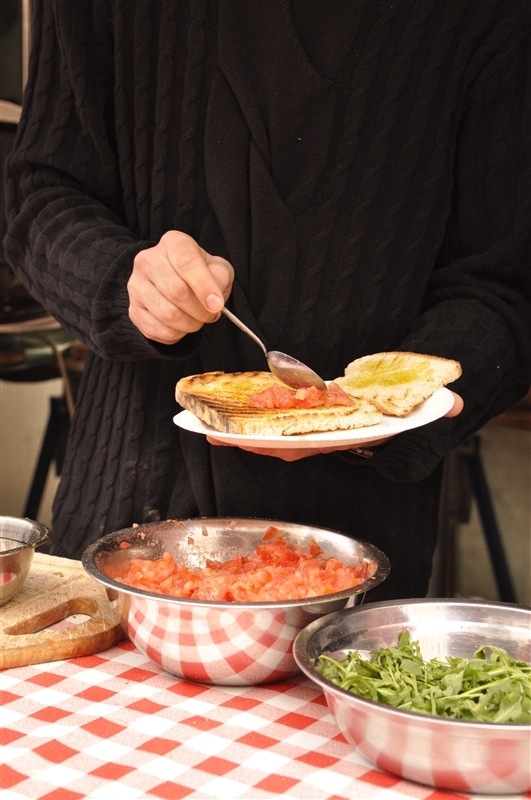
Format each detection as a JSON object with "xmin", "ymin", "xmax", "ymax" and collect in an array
[
  {"xmin": 293, "ymin": 598, "xmax": 531, "ymax": 795},
  {"xmin": 0, "ymin": 516, "xmax": 49, "ymax": 606},
  {"xmin": 82, "ymin": 518, "xmax": 390, "ymax": 686}
]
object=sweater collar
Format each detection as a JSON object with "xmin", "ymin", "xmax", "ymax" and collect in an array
[{"xmin": 217, "ymin": 0, "xmax": 336, "ymax": 215}]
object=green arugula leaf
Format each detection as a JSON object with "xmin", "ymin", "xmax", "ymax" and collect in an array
[{"xmin": 314, "ymin": 631, "xmax": 531, "ymax": 723}]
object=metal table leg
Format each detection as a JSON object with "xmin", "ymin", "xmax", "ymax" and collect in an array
[
  {"xmin": 461, "ymin": 435, "xmax": 518, "ymax": 604},
  {"xmin": 22, "ymin": 395, "xmax": 69, "ymax": 521}
]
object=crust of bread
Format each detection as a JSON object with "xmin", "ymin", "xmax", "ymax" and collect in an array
[
  {"xmin": 176, "ymin": 371, "xmax": 383, "ymax": 435},
  {"xmin": 335, "ymin": 351, "xmax": 462, "ymax": 416}
]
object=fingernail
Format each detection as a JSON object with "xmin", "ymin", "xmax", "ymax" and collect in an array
[{"xmin": 206, "ymin": 294, "xmax": 224, "ymax": 312}]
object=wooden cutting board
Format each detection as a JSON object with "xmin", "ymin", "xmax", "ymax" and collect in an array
[{"xmin": 0, "ymin": 552, "xmax": 125, "ymax": 670}]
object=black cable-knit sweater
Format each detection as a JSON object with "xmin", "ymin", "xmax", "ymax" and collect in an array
[{"xmin": 4, "ymin": 0, "xmax": 530, "ymax": 599}]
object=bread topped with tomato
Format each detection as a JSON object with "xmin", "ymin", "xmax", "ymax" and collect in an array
[
  {"xmin": 175, "ymin": 371, "xmax": 383, "ymax": 436},
  {"xmin": 334, "ymin": 351, "xmax": 462, "ymax": 417},
  {"xmin": 175, "ymin": 352, "xmax": 462, "ymax": 436}
]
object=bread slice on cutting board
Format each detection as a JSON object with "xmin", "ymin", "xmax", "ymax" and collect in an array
[
  {"xmin": 0, "ymin": 553, "xmax": 124, "ymax": 670},
  {"xmin": 335, "ymin": 351, "xmax": 462, "ymax": 417},
  {"xmin": 176, "ymin": 371, "xmax": 383, "ymax": 436}
]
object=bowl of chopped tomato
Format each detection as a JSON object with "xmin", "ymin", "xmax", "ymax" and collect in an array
[{"xmin": 81, "ymin": 518, "xmax": 389, "ymax": 686}]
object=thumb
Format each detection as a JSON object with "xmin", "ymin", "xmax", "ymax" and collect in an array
[
  {"xmin": 205, "ymin": 254, "xmax": 235, "ymax": 303},
  {"xmin": 445, "ymin": 391, "xmax": 464, "ymax": 418}
]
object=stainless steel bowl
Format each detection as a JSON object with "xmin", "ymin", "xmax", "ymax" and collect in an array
[
  {"xmin": 82, "ymin": 518, "xmax": 390, "ymax": 686},
  {"xmin": 0, "ymin": 515, "xmax": 49, "ymax": 606},
  {"xmin": 293, "ymin": 598, "xmax": 531, "ymax": 795}
]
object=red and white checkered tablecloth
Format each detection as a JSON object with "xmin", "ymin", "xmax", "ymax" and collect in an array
[{"xmin": 1, "ymin": 639, "xmax": 529, "ymax": 800}]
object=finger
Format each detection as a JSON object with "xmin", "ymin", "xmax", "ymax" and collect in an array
[
  {"xmin": 445, "ymin": 391, "xmax": 464, "ymax": 418},
  {"xmin": 206, "ymin": 435, "xmax": 396, "ymax": 459},
  {"xmin": 206, "ymin": 438, "xmax": 326, "ymax": 461},
  {"xmin": 135, "ymin": 242, "xmax": 220, "ymax": 325},
  {"xmin": 128, "ymin": 267, "xmax": 205, "ymax": 342},
  {"xmin": 206, "ymin": 257, "xmax": 235, "ymax": 305},
  {"xmin": 161, "ymin": 231, "xmax": 228, "ymax": 313},
  {"xmin": 129, "ymin": 302, "xmax": 189, "ymax": 345}
]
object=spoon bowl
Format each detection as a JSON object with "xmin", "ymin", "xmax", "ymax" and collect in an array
[{"xmin": 221, "ymin": 307, "xmax": 326, "ymax": 390}]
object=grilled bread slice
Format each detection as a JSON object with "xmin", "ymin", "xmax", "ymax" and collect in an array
[
  {"xmin": 335, "ymin": 351, "xmax": 462, "ymax": 416},
  {"xmin": 176, "ymin": 371, "xmax": 383, "ymax": 436}
]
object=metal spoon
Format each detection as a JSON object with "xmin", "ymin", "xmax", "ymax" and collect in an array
[{"xmin": 221, "ymin": 307, "xmax": 326, "ymax": 390}]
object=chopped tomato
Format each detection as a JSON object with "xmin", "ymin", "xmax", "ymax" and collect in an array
[
  {"xmin": 324, "ymin": 382, "xmax": 355, "ymax": 406},
  {"xmin": 308, "ymin": 537, "xmax": 322, "ymax": 557},
  {"xmin": 248, "ymin": 382, "xmax": 353, "ymax": 410},
  {"xmin": 249, "ymin": 384, "xmax": 297, "ymax": 409},
  {"xmin": 292, "ymin": 386, "xmax": 327, "ymax": 407},
  {"xmin": 261, "ymin": 525, "xmax": 282, "ymax": 541},
  {"xmin": 106, "ymin": 531, "xmax": 372, "ymax": 602}
]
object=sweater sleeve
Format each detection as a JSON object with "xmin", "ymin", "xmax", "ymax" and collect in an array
[
  {"xmin": 368, "ymin": 24, "xmax": 531, "ymax": 483},
  {"xmin": 3, "ymin": 0, "xmax": 198, "ymax": 362}
]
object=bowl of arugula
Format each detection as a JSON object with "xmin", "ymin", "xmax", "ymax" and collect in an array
[{"xmin": 294, "ymin": 598, "xmax": 531, "ymax": 794}]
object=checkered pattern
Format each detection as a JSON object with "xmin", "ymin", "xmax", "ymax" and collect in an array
[
  {"xmin": 2, "ymin": 640, "xmax": 530, "ymax": 800},
  {"xmin": 126, "ymin": 597, "xmax": 305, "ymax": 686},
  {"xmin": 327, "ymin": 688, "xmax": 531, "ymax": 796}
]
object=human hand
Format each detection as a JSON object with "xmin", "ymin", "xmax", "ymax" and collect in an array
[
  {"xmin": 128, "ymin": 231, "xmax": 234, "ymax": 344},
  {"xmin": 207, "ymin": 391, "xmax": 464, "ymax": 462},
  {"xmin": 206, "ymin": 434, "xmax": 392, "ymax": 462}
]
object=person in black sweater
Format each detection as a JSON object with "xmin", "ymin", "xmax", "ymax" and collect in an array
[{"xmin": 4, "ymin": 1, "xmax": 530, "ymax": 600}]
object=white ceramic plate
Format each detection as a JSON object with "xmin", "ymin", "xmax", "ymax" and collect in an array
[{"xmin": 173, "ymin": 387, "xmax": 454, "ymax": 450}]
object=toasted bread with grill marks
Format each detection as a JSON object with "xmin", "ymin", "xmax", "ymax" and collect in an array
[
  {"xmin": 176, "ymin": 371, "xmax": 382, "ymax": 436},
  {"xmin": 335, "ymin": 351, "xmax": 462, "ymax": 416}
]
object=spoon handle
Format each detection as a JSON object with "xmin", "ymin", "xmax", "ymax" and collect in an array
[{"xmin": 221, "ymin": 307, "xmax": 267, "ymax": 356}]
